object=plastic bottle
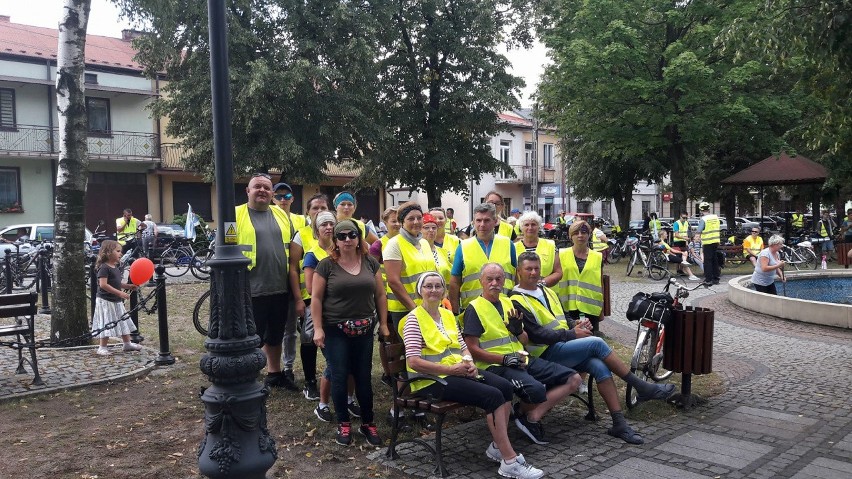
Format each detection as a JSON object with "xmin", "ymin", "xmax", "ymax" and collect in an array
[{"xmin": 821, "ymin": 254, "xmax": 827, "ymax": 270}]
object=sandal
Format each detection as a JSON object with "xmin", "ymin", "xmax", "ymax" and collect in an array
[
  {"xmin": 637, "ymin": 383, "xmax": 675, "ymax": 403},
  {"xmin": 608, "ymin": 426, "xmax": 644, "ymax": 445}
]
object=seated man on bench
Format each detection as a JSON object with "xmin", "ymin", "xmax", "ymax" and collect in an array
[
  {"xmin": 742, "ymin": 227, "xmax": 764, "ymax": 266},
  {"xmin": 659, "ymin": 230, "xmax": 700, "ymax": 280},
  {"xmin": 510, "ymin": 252, "xmax": 674, "ymax": 445}
]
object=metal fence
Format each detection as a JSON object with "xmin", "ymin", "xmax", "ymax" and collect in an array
[{"xmin": 0, "ymin": 124, "xmax": 159, "ymax": 158}]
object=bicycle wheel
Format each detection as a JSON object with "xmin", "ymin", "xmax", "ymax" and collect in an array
[
  {"xmin": 797, "ymin": 247, "xmax": 817, "ymax": 270},
  {"xmin": 193, "ymin": 289, "xmax": 211, "ymax": 336},
  {"xmin": 191, "ymin": 248, "xmax": 214, "ymax": 280},
  {"xmin": 608, "ymin": 246, "xmax": 623, "ymax": 264},
  {"xmin": 626, "ymin": 251, "xmax": 637, "ymax": 276},
  {"xmin": 626, "ymin": 328, "xmax": 653, "ymax": 409},
  {"xmin": 160, "ymin": 249, "xmax": 190, "ymax": 277},
  {"xmin": 647, "ymin": 328, "xmax": 673, "ymax": 381},
  {"xmin": 648, "ymin": 252, "xmax": 669, "ymax": 280}
]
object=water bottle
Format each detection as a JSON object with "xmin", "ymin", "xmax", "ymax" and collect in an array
[{"xmin": 821, "ymin": 254, "xmax": 827, "ymax": 270}]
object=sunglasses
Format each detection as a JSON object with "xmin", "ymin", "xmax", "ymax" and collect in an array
[
  {"xmin": 336, "ymin": 231, "xmax": 359, "ymax": 241},
  {"xmin": 751, "ymin": 231, "xmax": 760, "ymax": 234},
  {"xmin": 274, "ymin": 193, "xmax": 293, "ymax": 201}
]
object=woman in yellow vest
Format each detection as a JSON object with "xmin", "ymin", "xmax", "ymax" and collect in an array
[
  {"xmin": 400, "ymin": 272, "xmax": 544, "ymax": 478},
  {"xmin": 515, "ymin": 211, "xmax": 563, "ymax": 287},
  {"xmin": 333, "ymin": 191, "xmax": 379, "ymax": 246},
  {"xmin": 557, "ymin": 221, "xmax": 605, "ymax": 335},
  {"xmin": 429, "ymin": 207, "xmax": 460, "ymax": 263},
  {"xmin": 384, "ymin": 201, "xmax": 438, "ymax": 336},
  {"xmin": 421, "ymin": 213, "xmax": 453, "ymax": 284}
]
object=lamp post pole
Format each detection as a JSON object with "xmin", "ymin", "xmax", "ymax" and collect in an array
[{"xmin": 197, "ymin": 1, "xmax": 276, "ymax": 477}]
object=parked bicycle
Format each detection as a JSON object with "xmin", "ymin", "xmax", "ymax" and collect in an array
[
  {"xmin": 625, "ymin": 235, "xmax": 668, "ymax": 280},
  {"xmin": 625, "ymin": 275, "xmax": 711, "ymax": 409},
  {"xmin": 189, "ymin": 229, "xmax": 216, "ymax": 281},
  {"xmin": 193, "ymin": 288, "xmax": 210, "ymax": 335},
  {"xmin": 0, "ymin": 239, "xmax": 50, "ymax": 291},
  {"xmin": 780, "ymin": 236, "xmax": 818, "ymax": 270},
  {"xmin": 606, "ymin": 233, "xmax": 629, "ymax": 264}
]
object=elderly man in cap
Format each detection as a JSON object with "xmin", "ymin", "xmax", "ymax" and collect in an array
[{"xmin": 236, "ymin": 173, "xmax": 294, "ymax": 389}]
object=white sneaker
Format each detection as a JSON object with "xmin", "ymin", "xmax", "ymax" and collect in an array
[
  {"xmin": 499, "ymin": 454, "xmax": 544, "ymax": 479},
  {"xmin": 681, "ymin": 260, "xmax": 691, "ymax": 265},
  {"xmin": 123, "ymin": 342, "xmax": 143, "ymax": 352},
  {"xmin": 577, "ymin": 382, "xmax": 589, "ymax": 395},
  {"xmin": 688, "ymin": 275, "xmax": 700, "ymax": 281},
  {"xmin": 96, "ymin": 346, "xmax": 111, "ymax": 356},
  {"xmin": 485, "ymin": 441, "xmax": 502, "ymax": 462}
]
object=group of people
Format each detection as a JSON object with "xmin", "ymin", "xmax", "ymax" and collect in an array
[{"xmin": 226, "ymin": 180, "xmax": 677, "ymax": 479}]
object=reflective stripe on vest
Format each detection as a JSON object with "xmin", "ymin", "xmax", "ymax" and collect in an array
[
  {"xmin": 468, "ymin": 296, "xmax": 521, "ymax": 370},
  {"xmin": 458, "ymin": 236, "xmax": 515, "ymax": 312},
  {"xmin": 792, "ymin": 214, "xmax": 803, "ymax": 228},
  {"xmin": 236, "ymin": 204, "xmax": 291, "ymax": 270},
  {"xmin": 515, "ymin": 238, "xmax": 556, "ymax": 278},
  {"xmin": 386, "ymin": 236, "xmax": 437, "ymax": 312},
  {"xmin": 510, "ymin": 287, "xmax": 568, "ymax": 357},
  {"xmin": 702, "ymin": 215, "xmax": 720, "ymax": 244},
  {"xmin": 402, "ymin": 306, "xmax": 463, "ymax": 393},
  {"xmin": 558, "ymin": 248, "xmax": 604, "ymax": 316}
]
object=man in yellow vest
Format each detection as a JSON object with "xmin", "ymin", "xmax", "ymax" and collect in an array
[
  {"xmin": 462, "ymin": 263, "xmax": 580, "ymax": 445},
  {"xmin": 791, "ymin": 209, "xmax": 804, "ymax": 230},
  {"xmin": 236, "ymin": 173, "xmax": 295, "ymax": 390},
  {"xmin": 115, "ymin": 208, "xmax": 140, "ymax": 254},
  {"xmin": 272, "ymin": 181, "xmax": 308, "ymax": 389},
  {"xmin": 672, "ymin": 211, "xmax": 690, "ymax": 250},
  {"xmin": 696, "ymin": 202, "xmax": 721, "ymax": 285},
  {"xmin": 818, "ymin": 210, "xmax": 836, "ymax": 260},
  {"xmin": 287, "ymin": 193, "xmax": 331, "ymax": 400},
  {"xmin": 485, "ymin": 191, "xmax": 518, "ymax": 241},
  {"xmin": 742, "ymin": 227, "xmax": 764, "ymax": 266},
  {"xmin": 449, "ymin": 202, "xmax": 518, "ymax": 315},
  {"xmin": 510, "ymin": 252, "xmax": 675, "ymax": 444}
]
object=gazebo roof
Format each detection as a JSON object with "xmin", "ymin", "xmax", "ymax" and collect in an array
[{"xmin": 722, "ymin": 153, "xmax": 828, "ymax": 186}]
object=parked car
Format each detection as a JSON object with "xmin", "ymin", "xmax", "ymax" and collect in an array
[
  {"xmin": 0, "ymin": 223, "xmax": 94, "ymax": 255},
  {"xmin": 734, "ymin": 217, "xmax": 761, "ymax": 235},
  {"xmin": 628, "ymin": 220, "xmax": 644, "ymax": 234},
  {"xmin": 744, "ymin": 216, "xmax": 778, "ymax": 231}
]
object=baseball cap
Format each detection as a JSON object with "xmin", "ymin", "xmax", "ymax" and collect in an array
[{"xmin": 272, "ymin": 182, "xmax": 292, "ymax": 192}]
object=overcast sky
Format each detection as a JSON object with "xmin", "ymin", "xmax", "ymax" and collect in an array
[{"xmin": 3, "ymin": 0, "xmax": 548, "ymax": 106}]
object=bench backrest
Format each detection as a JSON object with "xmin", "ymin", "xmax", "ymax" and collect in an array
[
  {"xmin": 0, "ymin": 292, "xmax": 38, "ymax": 319},
  {"xmin": 379, "ymin": 340, "xmax": 407, "ymax": 380}
]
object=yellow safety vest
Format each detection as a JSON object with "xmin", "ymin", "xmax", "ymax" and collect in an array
[
  {"xmin": 433, "ymin": 245, "xmax": 452, "ymax": 285},
  {"xmin": 820, "ymin": 221, "xmax": 831, "ymax": 238},
  {"xmin": 444, "ymin": 222, "xmax": 453, "ymax": 235},
  {"xmin": 510, "ymin": 287, "xmax": 569, "ymax": 358},
  {"xmin": 378, "ymin": 234, "xmax": 391, "ymax": 284},
  {"xmin": 385, "ymin": 236, "xmax": 437, "ymax": 312},
  {"xmin": 591, "ymin": 228, "xmax": 608, "ymax": 252},
  {"xmin": 792, "ymin": 214, "xmax": 803, "ymax": 228},
  {"xmin": 673, "ymin": 220, "xmax": 689, "ymax": 241},
  {"xmin": 296, "ymin": 225, "xmax": 317, "ymax": 300},
  {"xmin": 514, "ymin": 238, "xmax": 557, "ymax": 278},
  {"xmin": 401, "ymin": 306, "xmax": 463, "ymax": 393},
  {"xmin": 115, "ymin": 216, "xmax": 140, "ymax": 245},
  {"xmin": 458, "ymin": 236, "xmax": 515, "ymax": 312},
  {"xmin": 440, "ymin": 233, "xmax": 460, "ymax": 263},
  {"xmin": 497, "ymin": 220, "xmax": 514, "ymax": 239},
  {"xmin": 701, "ymin": 215, "xmax": 720, "ymax": 245},
  {"xmin": 649, "ymin": 219, "xmax": 661, "ymax": 236},
  {"xmin": 557, "ymin": 248, "xmax": 604, "ymax": 317},
  {"xmin": 468, "ymin": 296, "xmax": 523, "ymax": 370},
  {"xmin": 235, "ymin": 203, "xmax": 291, "ymax": 270},
  {"xmin": 742, "ymin": 236, "xmax": 763, "ymax": 256}
]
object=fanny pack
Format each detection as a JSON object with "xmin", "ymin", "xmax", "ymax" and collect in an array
[{"xmin": 337, "ymin": 315, "xmax": 375, "ymax": 337}]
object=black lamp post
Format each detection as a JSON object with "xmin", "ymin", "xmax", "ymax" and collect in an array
[{"xmin": 197, "ymin": 1, "xmax": 276, "ymax": 477}]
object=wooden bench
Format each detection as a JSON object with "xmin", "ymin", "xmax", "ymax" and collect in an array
[
  {"xmin": 0, "ymin": 292, "xmax": 42, "ymax": 386},
  {"xmin": 379, "ymin": 339, "xmax": 596, "ymax": 477},
  {"xmin": 718, "ymin": 243, "xmax": 749, "ymax": 266}
]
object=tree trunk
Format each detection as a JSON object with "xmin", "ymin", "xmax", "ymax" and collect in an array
[
  {"xmin": 613, "ymin": 186, "xmax": 632, "ymax": 231},
  {"xmin": 52, "ymin": 0, "xmax": 92, "ymax": 346},
  {"xmin": 666, "ymin": 124, "xmax": 687, "ymax": 217}
]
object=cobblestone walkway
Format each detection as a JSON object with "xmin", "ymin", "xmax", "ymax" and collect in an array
[
  {"xmin": 371, "ymin": 273, "xmax": 852, "ymax": 478},
  {"xmin": 0, "ymin": 313, "xmax": 158, "ymax": 401}
]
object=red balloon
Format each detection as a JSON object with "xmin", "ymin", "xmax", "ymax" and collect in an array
[{"xmin": 129, "ymin": 258, "xmax": 155, "ymax": 285}]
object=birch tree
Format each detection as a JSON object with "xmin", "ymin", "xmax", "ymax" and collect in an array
[{"xmin": 52, "ymin": 0, "xmax": 91, "ymax": 345}]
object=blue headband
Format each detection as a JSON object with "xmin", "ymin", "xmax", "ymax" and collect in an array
[{"xmin": 333, "ymin": 192, "xmax": 356, "ymax": 208}]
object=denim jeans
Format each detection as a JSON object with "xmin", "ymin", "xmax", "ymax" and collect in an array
[
  {"xmin": 321, "ymin": 325, "xmax": 375, "ymax": 423},
  {"xmin": 540, "ymin": 336, "xmax": 614, "ymax": 382}
]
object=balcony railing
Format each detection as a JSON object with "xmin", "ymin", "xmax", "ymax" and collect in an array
[
  {"xmin": 495, "ymin": 164, "xmax": 557, "ymax": 184},
  {"xmin": 0, "ymin": 124, "xmax": 159, "ymax": 159}
]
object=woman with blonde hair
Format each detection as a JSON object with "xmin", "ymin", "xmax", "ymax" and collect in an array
[
  {"xmin": 421, "ymin": 213, "xmax": 452, "ymax": 284},
  {"xmin": 515, "ymin": 211, "xmax": 562, "ymax": 287},
  {"xmin": 558, "ymin": 221, "xmax": 604, "ymax": 335}
]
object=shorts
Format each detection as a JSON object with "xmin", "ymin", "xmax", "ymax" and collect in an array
[
  {"xmin": 251, "ymin": 293, "xmax": 290, "ymax": 346},
  {"xmin": 486, "ymin": 356, "xmax": 576, "ymax": 405}
]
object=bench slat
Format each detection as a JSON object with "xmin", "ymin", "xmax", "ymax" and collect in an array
[
  {"xmin": 0, "ymin": 292, "xmax": 37, "ymax": 308},
  {"xmin": 0, "ymin": 304, "xmax": 37, "ymax": 318}
]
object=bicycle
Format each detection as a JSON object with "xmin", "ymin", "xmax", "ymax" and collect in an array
[
  {"xmin": 0, "ymin": 239, "xmax": 46, "ymax": 291},
  {"xmin": 626, "ymin": 235, "xmax": 668, "ymax": 280},
  {"xmin": 625, "ymin": 275, "xmax": 711, "ymax": 409},
  {"xmin": 158, "ymin": 237, "xmax": 201, "ymax": 278},
  {"xmin": 606, "ymin": 234, "xmax": 629, "ymax": 264},
  {"xmin": 189, "ymin": 229, "xmax": 216, "ymax": 281},
  {"xmin": 779, "ymin": 238, "xmax": 817, "ymax": 271},
  {"xmin": 193, "ymin": 288, "xmax": 210, "ymax": 335}
]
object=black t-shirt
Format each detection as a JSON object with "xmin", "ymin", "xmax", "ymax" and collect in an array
[
  {"xmin": 315, "ymin": 255, "xmax": 381, "ymax": 325},
  {"xmin": 96, "ymin": 264, "xmax": 123, "ymax": 302}
]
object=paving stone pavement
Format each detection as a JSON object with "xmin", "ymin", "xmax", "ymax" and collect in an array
[
  {"xmin": 0, "ymin": 312, "xmax": 159, "ymax": 401},
  {"xmin": 370, "ymin": 272, "xmax": 852, "ymax": 478}
]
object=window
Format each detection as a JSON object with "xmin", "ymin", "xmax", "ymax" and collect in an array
[
  {"xmin": 524, "ymin": 142, "xmax": 534, "ymax": 166},
  {"xmin": 601, "ymin": 201, "xmax": 612, "ymax": 220},
  {"xmin": 499, "ymin": 140, "xmax": 511, "ymax": 178},
  {"xmin": 542, "ymin": 143, "xmax": 554, "ymax": 169},
  {"xmin": 84, "ymin": 73, "xmax": 98, "ymax": 84},
  {"xmin": 0, "ymin": 167, "xmax": 22, "ymax": 212},
  {"xmin": 173, "ymin": 182, "xmax": 213, "ymax": 222},
  {"xmin": 86, "ymin": 97, "xmax": 111, "ymax": 134},
  {"xmin": 0, "ymin": 88, "xmax": 15, "ymax": 129},
  {"xmin": 577, "ymin": 201, "xmax": 592, "ymax": 214},
  {"xmin": 642, "ymin": 201, "xmax": 651, "ymax": 218}
]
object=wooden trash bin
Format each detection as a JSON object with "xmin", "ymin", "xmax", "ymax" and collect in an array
[
  {"xmin": 662, "ymin": 306, "xmax": 714, "ymax": 409},
  {"xmin": 663, "ymin": 306, "xmax": 714, "ymax": 374},
  {"xmin": 837, "ymin": 242, "xmax": 852, "ymax": 269},
  {"xmin": 602, "ymin": 275, "xmax": 611, "ymax": 317}
]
